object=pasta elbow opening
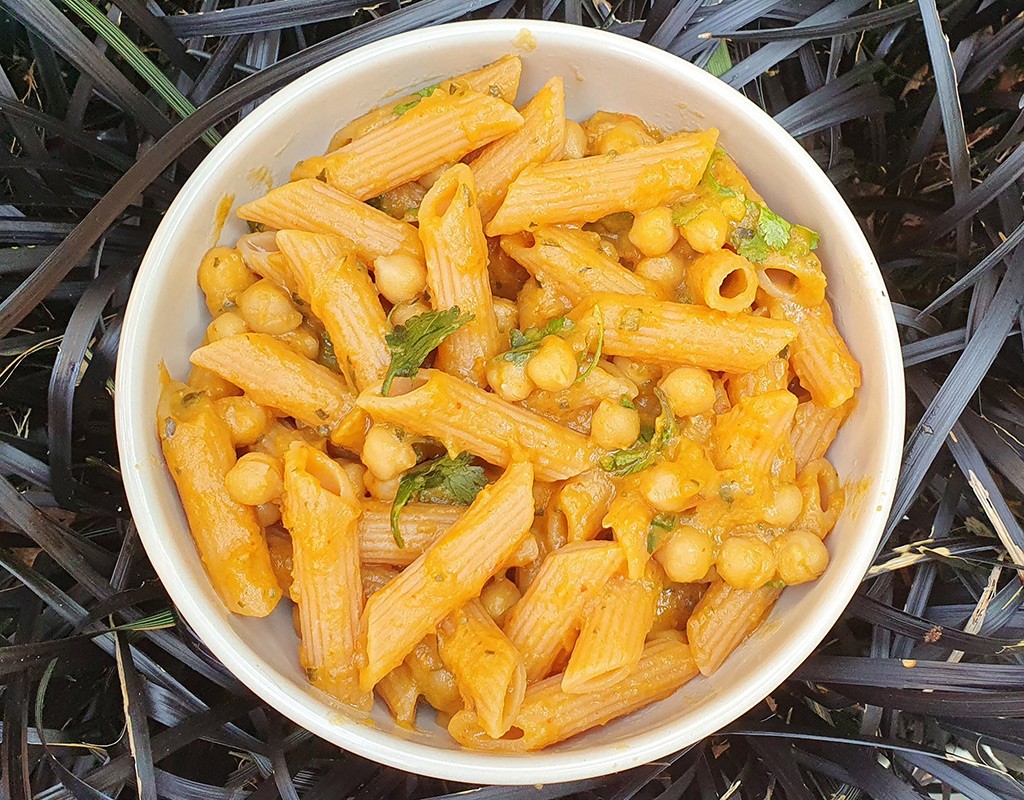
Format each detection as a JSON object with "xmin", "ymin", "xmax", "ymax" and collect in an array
[
  {"xmin": 719, "ymin": 269, "xmax": 750, "ymax": 300},
  {"xmin": 763, "ymin": 268, "xmax": 800, "ymax": 297},
  {"xmin": 426, "ymin": 179, "xmax": 461, "ymax": 218}
]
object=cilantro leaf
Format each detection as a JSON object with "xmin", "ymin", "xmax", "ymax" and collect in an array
[
  {"xmin": 733, "ymin": 202, "xmax": 794, "ymax": 263},
  {"xmin": 575, "ymin": 305, "xmax": 603, "ymax": 384},
  {"xmin": 382, "ymin": 307, "xmax": 474, "ymax": 394},
  {"xmin": 502, "ymin": 317, "xmax": 574, "ymax": 365},
  {"xmin": 647, "ymin": 513, "xmax": 677, "ymax": 553},
  {"xmin": 390, "ymin": 452, "xmax": 487, "ymax": 545},
  {"xmin": 600, "ymin": 389, "xmax": 677, "ymax": 476},
  {"xmin": 619, "ymin": 395, "xmax": 636, "ymax": 410},
  {"xmin": 393, "ymin": 84, "xmax": 440, "ymax": 117},
  {"xmin": 699, "ymin": 150, "xmax": 738, "ymax": 198}
]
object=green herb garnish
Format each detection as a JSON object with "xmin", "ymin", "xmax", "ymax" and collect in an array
[
  {"xmin": 600, "ymin": 389, "xmax": 677, "ymax": 476},
  {"xmin": 575, "ymin": 306, "xmax": 604, "ymax": 384},
  {"xmin": 619, "ymin": 396, "xmax": 636, "ymax": 410},
  {"xmin": 733, "ymin": 202, "xmax": 797, "ymax": 263},
  {"xmin": 501, "ymin": 317, "xmax": 574, "ymax": 366},
  {"xmin": 394, "ymin": 84, "xmax": 440, "ymax": 117},
  {"xmin": 382, "ymin": 307, "xmax": 474, "ymax": 395},
  {"xmin": 390, "ymin": 452, "xmax": 487, "ymax": 545},
  {"xmin": 647, "ymin": 513, "xmax": 677, "ymax": 553}
]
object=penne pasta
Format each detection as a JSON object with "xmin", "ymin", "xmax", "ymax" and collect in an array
[
  {"xmin": 686, "ymin": 580, "xmax": 782, "ymax": 675},
  {"xmin": 561, "ymin": 575, "xmax": 658, "ymax": 694},
  {"xmin": 357, "ymin": 370, "xmax": 601, "ymax": 481},
  {"xmin": 448, "ymin": 634, "xmax": 699, "ymax": 750},
  {"xmin": 710, "ymin": 390, "xmax": 799, "ymax": 472},
  {"xmin": 237, "ymin": 179, "xmax": 424, "ymax": 265},
  {"xmin": 571, "ymin": 293, "xmax": 798, "ymax": 374},
  {"xmin": 276, "ymin": 230, "xmax": 390, "ymax": 391},
  {"xmin": 766, "ymin": 297, "xmax": 861, "ymax": 408},
  {"xmin": 235, "ymin": 232, "xmax": 298, "ymax": 294},
  {"xmin": 282, "ymin": 444, "xmax": 370, "ymax": 708},
  {"xmin": 791, "ymin": 398, "xmax": 853, "ymax": 472},
  {"xmin": 469, "ymin": 77, "xmax": 566, "ymax": 224},
  {"xmin": 793, "ymin": 458, "xmax": 845, "ymax": 537},
  {"xmin": 756, "ymin": 250, "xmax": 828, "ymax": 308},
  {"xmin": 359, "ymin": 461, "xmax": 535, "ymax": 690},
  {"xmin": 327, "ymin": 55, "xmax": 523, "ymax": 151},
  {"xmin": 500, "ymin": 226, "xmax": 662, "ymax": 304},
  {"xmin": 419, "ymin": 164, "xmax": 501, "ymax": 386},
  {"xmin": 292, "ymin": 88, "xmax": 524, "ymax": 201},
  {"xmin": 189, "ymin": 333, "xmax": 367, "ymax": 450},
  {"xmin": 554, "ymin": 469, "xmax": 616, "ymax": 543},
  {"xmin": 437, "ymin": 599, "xmax": 526, "ymax": 738},
  {"xmin": 358, "ymin": 499, "xmax": 540, "ymax": 568},
  {"xmin": 685, "ymin": 249, "xmax": 758, "ymax": 314},
  {"xmin": 486, "ymin": 130, "xmax": 718, "ymax": 235},
  {"xmin": 157, "ymin": 376, "xmax": 282, "ymax": 616},
  {"xmin": 376, "ymin": 662, "xmax": 420, "ymax": 728},
  {"xmin": 503, "ymin": 541, "xmax": 625, "ymax": 682},
  {"xmin": 725, "ymin": 356, "xmax": 789, "ymax": 405}
]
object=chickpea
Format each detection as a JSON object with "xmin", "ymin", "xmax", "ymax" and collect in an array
[
  {"xmin": 721, "ymin": 196, "xmax": 747, "ymax": 221},
  {"xmin": 653, "ymin": 525, "xmax": 714, "ymax": 583},
  {"xmin": 214, "ymin": 395, "xmax": 273, "ymax": 447},
  {"xmin": 774, "ymin": 529, "xmax": 830, "ymax": 585},
  {"xmin": 198, "ymin": 247, "xmax": 256, "ymax": 315},
  {"xmin": 639, "ymin": 460, "xmax": 704, "ymax": 513},
  {"xmin": 634, "ymin": 252, "xmax": 687, "ymax": 288},
  {"xmin": 373, "ymin": 253, "xmax": 427, "ymax": 303},
  {"xmin": 492, "ymin": 298, "xmax": 519, "ymax": 341},
  {"xmin": 276, "ymin": 324, "xmax": 320, "ymax": 360},
  {"xmin": 361, "ymin": 425, "xmax": 417, "ymax": 482},
  {"xmin": 561, "ymin": 120, "xmax": 588, "ymax": 159},
  {"xmin": 717, "ymin": 537, "xmax": 776, "ymax": 590},
  {"xmin": 629, "ymin": 207, "xmax": 679, "ymax": 257},
  {"xmin": 236, "ymin": 278, "xmax": 303, "ymax": 335},
  {"xmin": 390, "ymin": 299, "xmax": 431, "ymax": 328},
  {"xmin": 590, "ymin": 398, "xmax": 640, "ymax": 450},
  {"xmin": 764, "ymin": 483, "xmax": 804, "ymax": 527},
  {"xmin": 255, "ymin": 501, "xmax": 281, "ymax": 527},
  {"xmin": 659, "ymin": 367, "xmax": 716, "ymax": 417},
  {"xmin": 225, "ymin": 452, "xmax": 284, "ymax": 506},
  {"xmin": 681, "ymin": 207, "xmax": 729, "ymax": 254},
  {"xmin": 365, "ymin": 472, "xmax": 400, "ymax": 501},
  {"xmin": 206, "ymin": 310, "xmax": 249, "ymax": 342},
  {"xmin": 592, "ymin": 121, "xmax": 656, "ymax": 155},
  {"xmin": 526, "ymin": 336, "xmax": 577, "ymax": 392},
  {"xmin": 486, "ymin": 357, "xmax": 533, "ymax": 402},
  {"xmin": 480, "ymin": 576, "xmax": 522, "ymax": 627}
]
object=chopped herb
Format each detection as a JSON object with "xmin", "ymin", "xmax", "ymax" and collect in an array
[
  {"xmin": 502, "ymin": 317, "xmax": 574, "ymax": 366},
  {"xmin": 620, "ymin": 396, "xmax": 636, "ymax": 410},
  {"xmin": 699, "ymin": 151, "xmax": 738, "ymax": 198},
  {"xmin": 314, "ymin": 408, "xmax": 329, "ymax": 421},
  {"xmin": 163, "ymin": 418, "xmax": 176, "ymax": 439},
  {"xmin": 719, "ymin": 481, "xmax": 740, "ymax": 504},
  {"xmin": 290, "ymin": 292, "xmax": 305, "ymax": 307},
  {"xmin": 575, "ymin": 305, "xmax": 604, "ymax": 384},
  {"xmin": 382, "ymin": 307, "xmax": 474, "ymax": 394},
  {"xmin": 404, "ymin": 206, "xmax": 419, "ymax": 223},
  {"xmin": 390, "ymin": 452, "xmax": 487, "ymax": 545},
  {"xmin": 600, "ymin": 389, "xmax": 676, "ymax": 476},
  {"xmin": 180, "ymin": 391, "xmax": 203, "ymax": 407},
  {"xmin": 315, "ymin": 169, "xmax": 328, "ymax": 183},
  {"xmin": 318, "ymin": 331, "xmax": 339, "ymax": 371},
  {"xmin": 246, "ymin": 220, "xmax": 269, "ymax": 233},
  {"xmin": 647, "ymin": 513, "xmax": 677, "ymax": 553},
  {"xmin": 393, "ymin": 84, "xmax": 440, "ymax": 117},
  {"xmin": 765, "ymin": 579, "xmax": 788, "ymax": 589},
  {"xmin": 733, "ymin": 202, "xmax": 794, "ymax": 263},
  {"xmin": 778, "ymin": 344, "xmax": 790, "ymax": 359},
  {"xmin": 488, "ymin": 84, "xmax": 502, "ymax": 97}
]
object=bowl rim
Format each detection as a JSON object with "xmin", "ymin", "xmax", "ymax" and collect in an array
[{"xmin": 115, "ymin": 18, "xmax": 905, "ymax": 784}]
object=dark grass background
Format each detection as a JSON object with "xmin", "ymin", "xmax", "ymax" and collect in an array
[{"xmin": 0, "ymin": 0, "xmax": 1022, "ymax": 798}]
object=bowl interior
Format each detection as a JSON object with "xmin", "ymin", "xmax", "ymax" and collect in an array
[{"xmin": 116, "ymin": 20, "xmax": 903, "ymax": 783}]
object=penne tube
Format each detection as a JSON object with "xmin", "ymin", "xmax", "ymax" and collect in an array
[
  {"xmin": 469, "ymin": 77, "xmax": 566, "ymax": 224},
  {"xmin": 359, "ymin": 461, "xmax": 535, "ymax": 690},
  {"xmin": 376, "ymin": 662, "xmax": 420, "ymax": 728},
  {"xmin": 357, "ymin": 370, "xmax": 601, "ymax": 481},
  {"xmin": 561, "ymin": 575, "xmax": 659, "ymax": 694},
  {"xmin": 500, "ymin": 227, "xmax": 663, "ymax": 303},
  {"xmin": 190, "ymin": 333, "xmax": 367, "ymax": 450},
  {"xmin": 685, "ymin": 250, "xmax": 758, "ymax": 314},
  {"xmin": 276, "ymin": 230, "xmax": 390, "ymax": 391},
  {"xmin": 447, "ymin": 633, "xmax": 699, "ymax": 751},
  {"xmin": 756, "ymin": 250, "xmax": 828, "ymax": 308},
  {"xmin": 282, "ymin": 444, "xmax": 370, "ymax": 709},
  {"xmin": 419, "ymin": 164, "xmax": 501, "ymax": 386},
  {"xmin": 793, "ymin": 457, "xmax": 845, "ymax": 537},
  {"xmin": 554, "ymin": 469, "xmax": 616, "ymax": 543},
  {"xmin": 710, "ymin": 389, "xmax": 799, "ymax": 472},
  {"xmin": 725, "ymin": 356, "xmax": 789, "ymax": 405},
  {"xmin": 686, "ymin": 580, "xmax": 781, "ymax": 675},
  {"xmin": 602, "ymin": 492, "xmax": 654, "ymax": 580},
  {"xmin": 486, "ymin": 130, "xmax": 718, "ymax": 235},
  {"xmin": 157, "ymin": 376, "xmax": 282, "ymax": 617},
  {"xmin": 327, "ymin": 56, "xmax": 523, "ymax": 151},
  {"xmin": 263, "ymin": 525, "xmax": 294, "ymax": 597},
  {"xmin": 503, "ymin": 541, "xmax": 625, "ymax": 682},
  {"xmin": 357, "ymin": 499, "xmax": 540, "ymax": 568},
  {"xmin": 292, "ymin": 88, "xmax": 524, "ymax": 201},
  {"xmin": 570, "ymin": 293, "xmax": 797, "ymax": 374},
  {"xmin": 238, "ymin": 179, "xmax": 423, "ymax": 265},
  {"xmin": 791, "ymin": 398, "xmax": 852, "ymax": 472},
  {"xmin": 766, "ymin": 297, "xmax": 860, "ymax": 408},
  {"xmin": 437, "ymin": 599, "xmax": 526, "ymax": 738},
  {"xmin": 236, "ymin": 232, "xmax": 298, "ymax": 294}
]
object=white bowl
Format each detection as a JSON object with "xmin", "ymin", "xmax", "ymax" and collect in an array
[{"xmin": 116, "ymin": 19, "xmax": 904, "ymax": 784}]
